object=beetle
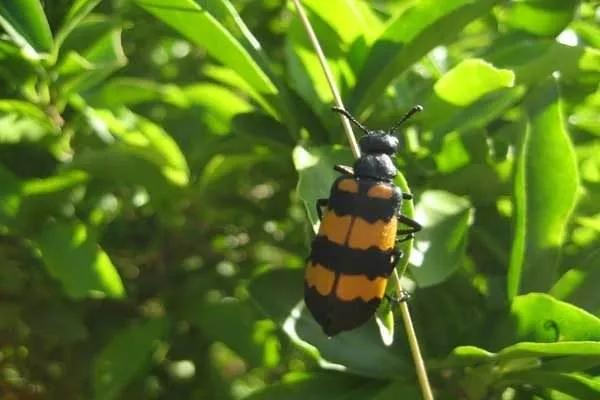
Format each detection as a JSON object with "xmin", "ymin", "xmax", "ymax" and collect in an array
[{"xmin": 304, "ymin": 105, "xmax": 423, "ymax": 336}]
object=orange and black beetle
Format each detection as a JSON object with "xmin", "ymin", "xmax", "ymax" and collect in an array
[{"xmin": 304, "ymin": 106, "xmax": 423, "ymax": 336}]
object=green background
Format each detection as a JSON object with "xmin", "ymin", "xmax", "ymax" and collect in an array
[{"xmin": 0, "ymin": 0, "xmax": 599, "ymax": 399}]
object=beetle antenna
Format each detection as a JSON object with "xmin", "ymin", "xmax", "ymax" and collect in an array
[
  {"xmin": 332, "ymin": 106, "xmax": 370, "ymax": 135},
  {"xmin": 390, "ymin": 105, "xmax": 423, "ymax": 134}
]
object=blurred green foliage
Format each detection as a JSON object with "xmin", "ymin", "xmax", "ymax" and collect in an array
[{"xmin": 0, "ymin": 0, "xmax": 599, "ymax": 399}]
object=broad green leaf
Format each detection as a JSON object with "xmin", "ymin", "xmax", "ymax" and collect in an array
[
  {"xmin": 508, "ymin": 79, "xmax": 578, "ymax": 297},
  {"xmin": 84, "ymin": 108, "xmax": 189, "ymax": 187},
  {"xmin": 134, "ymin": 0, "xmax": 279, "ymax": 116},
  {"xmin": 409, "ymin": 191, "xmax": 473, "ymax": 287},
  {"xmin": 245, "ymin": 372, "xmax": 378, "ymax": 400},
  {"xmin": 502, "ymin": 371, "xmax": 600, "ymax": 399},
  {"xmin": 350, "ymin": 0, "xmax": 500, "ymax": 114},
  {"xmin": 34, "ymin": 220, "xmax": 125, "ymax": 299},
  {"xmin": 0, "ymin": 0, "xmax": 53, "ymax": 55},
  {"xmin": 433, "ymin": 59, "xmax": 514, "ymax": 106},
  {"xmin": 501, "ymin": 0, "xmax": 578, "ymax": 37},
  {"xmin": 550, "ymin": 250, "xmax": 600, "ymax": 314},
  {"xmin": 491, "ymin": 294, "xmax": 600, "ymax": 349},
  {"xmin": 486, "ymin": 40, "xmax": 600, "ymax": 85},
  {"xmin": 93, "ymin": 318, "xmax": 168, "ymax": 400}
]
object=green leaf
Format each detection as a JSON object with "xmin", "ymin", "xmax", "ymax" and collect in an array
[
  {"xmin": 134, "ymin": 0, "xmax": 279, "ymax": 115},
  {"xmin": 86, "ymin": 77, "xmax": 188, "ymax": 108},
  {"xmin": 550, "ymin": 250, "xmax": 600, "ymax": 315},
  {"xmin": 497, "ymin": 341, "xmax": 600, "ymax": 362},
  {"xmin": 433, "ymin": 59, "xmax": 515, "ymax": 106},
  {"xmin": 0, "ymin": 0, "xmax": 53, "ymax": 54},
  {"xmin": 501, "ymin": 0, "xmax": 578, "ymax": 37},
  {"xmin": 409, "ymin": 191, "xmax": 473, "ymax": 287},
  {"xmin": 502, "ymin": 371, "xmax": 600, "ymax": 399},
  {"xmin": 303, "ymin": 0, "xmax": 382, "ymax": 46},
  {"xmin": 84, "ymin": 108, "xmax": 189, "ymax": 187},
  {"xmin": 55, "ymin": 0, "xmax": 102, "ymax": 47},
  {"xmin": 491, "ymin": 294, "xmax": 600, "ymax": 348},
  {"xmin": 486, "ymin": 39, "xmax": 600, "ymax": 85},
  {"xmin": 34, "ymin": 220, "xmax": 125, "ymax": 299},
  {"xmin": 350, "ymin": 0, "xmax": 500, "ymax": 114},
  {"xmin": 508, "ymin": 78, "xmax": 579, "ymax": 297},
  {"xmin": 56, "ymin": 16, "xmax": 127, "ymax": 101},
  {"xmin": 93, "ymin": 318, "xmax": 168, "ymax": 400}
]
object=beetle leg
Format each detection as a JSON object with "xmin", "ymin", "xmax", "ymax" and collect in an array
[
  {"xmin": 334, "ymin": 164, "xmax": 354, "ymax": 176},
  {"xmin": 316, "ymin": 198, "xmax": 328, "ymax": 221},
  {"xmin": 396, "ymin": 213, "xmax": 422, "ymax": 242},
  {"xmin": 402, "ymin": 192, "xmax": 413, "ymax": 201}
]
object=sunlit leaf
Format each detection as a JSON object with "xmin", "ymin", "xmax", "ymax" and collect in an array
[
  {"xmin": 508, "ymin": 78, "xmax": 579, "ymax": 297},
  {"xmin": 350, "ymin": 0, "xmax": 501, "ymax": 114},
  {"xmin": 34, "ymin": 220, "xmax": 125, "ymax": 299}
]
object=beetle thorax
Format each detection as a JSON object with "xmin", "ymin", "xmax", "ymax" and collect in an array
[{"xmin": 354, "ymin": 154, "xmax": 397, "ymax": 181}]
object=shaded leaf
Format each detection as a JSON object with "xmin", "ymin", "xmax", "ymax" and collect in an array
[{"xmin": 93, "ymin": 318, "xmax": 168, "ymax": 400}]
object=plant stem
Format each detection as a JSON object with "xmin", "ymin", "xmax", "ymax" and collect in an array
[{"xmin": 291, "ymin": 1, "xmax": 434, "ymax": 399}]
